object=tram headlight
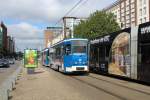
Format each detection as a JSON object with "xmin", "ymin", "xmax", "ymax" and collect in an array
[
  {"xmin": 83, "ymin": 62, "xmax": 87, "ymax": 65},
  {"xmin": 75, "ymin": 62, "xmax": 78, "ymax": 64}
]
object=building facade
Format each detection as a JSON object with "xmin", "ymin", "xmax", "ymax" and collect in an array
[
  {"xmin": 7, "ymin": 36, "xmax": 15, "ymax": 54},
  {"xmin": 44, "ymin": 29, "xmax": 53, "ymax": 48},
  {"xmin": 44, "ymin": 27, "xmax": 63, "ymax": 47},
  {"xmin": 137, "ymin": 0, "xmax": 150, "ymax": 25},
  {"xmin": 104, "ymin": 0, "xmax": 150, "ymax": 29},
  {"xmin": 0, "ymin": 22, "xmax": 15, "ymax": 55},
  {"xmin": 63, "ymin": 17, "xmax": 87, "ymax": 39},
  {"xmin": 0, "ymin": 22, "xmax": 8, "ymax": 54}
]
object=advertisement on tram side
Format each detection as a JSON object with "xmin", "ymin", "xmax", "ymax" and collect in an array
[
  {"xmin": 89, "ymin": 28, "xmax": 131, "ymax": 75},
  {"xmin": 108, "ymin": 31, "xmax": 131, "ymax": 77},
  {"xmin": 24, "ymin": 49, "xmax": 38, "ymax": 68}
]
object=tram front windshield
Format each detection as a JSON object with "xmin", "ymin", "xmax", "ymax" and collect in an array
[{"xmin": 72, "ymin": 40, "xmax": 87, "ymax": 54}]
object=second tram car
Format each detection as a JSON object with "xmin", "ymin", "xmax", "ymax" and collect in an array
[
  {"xmin": 41, "ymin": 48, "xmax": 50, "ymax": 67},
  {"xmin": 89, "ymin": 22, "xmax": 150, "ymax": 83}
]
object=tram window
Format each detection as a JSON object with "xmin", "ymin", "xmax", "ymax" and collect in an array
[
  {"xmin": 99, "ymin": 46, "xmax": 105, "ymax": 61},
  {"xmin": 72, "ymin": 46, "xmax": 86, "ymax": 53},
  {"xmin": 56, "ymin": 47, "xmax": 61, "ymax": 58},
  {"xmin": 47, "ymin": 50, "xmax": 49, "ymax": 56},
  {"xmin": 141, "ymin": 44, "xmax": 150, "ymax": 64},
  {"xmin": 65, "ymin": 44, "xmax": 71, "ymax": 55}
]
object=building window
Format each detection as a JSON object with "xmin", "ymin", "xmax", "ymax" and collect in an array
[
  {"xmin": 114, "ymin": 15, "xmax": 117, "ymax": 19},
  {"xmin": 143, "ymin": 7, "xmax": 146, "ymax": 15},
  {"xmin": 143, "ymin": 0, "xmax": 146, "ymax": 5},
  {"xmin": 140, "ymin": 18, "xmax": 142, "ymax": 24},
  {"xmin": 126, "ymin": 15, "xmax": 130, "ymax": 20},
  {"xmin": 131, "ymin": 8, "xmax": 135, "ymax": 13},
  {"xmin": 131, "ymin": 12, "xmax": 135, "ymax": 18},
  {"xmin": 121, "ymin": 2, "xmax": 124, "ymax": 8},
  {"xmin": 139, "ymin": 0, "xmax": 142, "ymax": 6},
  {"xmin": 132, "ymin": 17, "xmax": 135, "ymax": 21},
  {"xmin": 131, "ymin": 21, "xmax": 135, "ymax": 26},
  {"xmin": 126, "ymin": 0, "xmax": 129, "ymax": 6},
  {"xmin": 131, "ymin": 3, "xmax": 135, "ymax": 9},
  {"xmin": 126, "ymin": 6, "xmax": 130, "ymax": 11},
  {"xmin": 144, "ymin": 17, "xmax": 147, "ymax": 22},
  {"xmin": 131, "ymin": 0, "xmax": 135, "ymax": 3},
  {"xmin": 140, "ymin": 9, "xmax": 142, "ymax": 16}
]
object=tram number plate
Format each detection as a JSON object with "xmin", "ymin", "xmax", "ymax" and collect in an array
[{"xmin": 76, "ymin": 67, "xmax": 84, "ymax": 70}]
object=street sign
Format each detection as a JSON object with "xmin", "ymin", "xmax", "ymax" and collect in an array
[{"xmin": 24, "ymin": 49, "xmax": 38, "ymax": 68}]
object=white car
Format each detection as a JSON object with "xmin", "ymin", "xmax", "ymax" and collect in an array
[{"xmin": 9, "ymin": 58, "xmax": 15, "ymax": 64}]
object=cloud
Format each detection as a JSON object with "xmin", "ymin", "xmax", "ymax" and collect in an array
[
  {"xmin": 7, "ymin": 22, "xmax": 44, "ymax": 51},
  {"xmin": 1, "ymin": 0, "xmax": 117, "ymax": 51},
  {"xmin": 8, "ymin": 22, "xmax": 42, "ymax": 38},
  {"xmin": 0, "ymin": 0, "xmax": 117, "ymax": 23}
]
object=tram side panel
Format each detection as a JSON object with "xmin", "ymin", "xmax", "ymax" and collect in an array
[
  {"xmin": 137, "ymin": 22, "xmax": 150, "ymax": 83},
  {"xmin": 108, "ymin": 28, "xmax": 132, "ymax": 78},
  {"xmin": 42, "ymin": 49, "xmax": 50, "ymax": 67},
  {"xmin": 130, "ymin": 26, "xmax": 138, "ymax": 80},
  {"xmin": 89, "ymin": 28, "xmax": 131, "ymax": 76},
  {"xmin": 89, "ymin": 22, "xmax": 150, "ymax": 83},
  {"xmin": 51, "ymin": 45, "xmax": 63, "ymax": 70}
]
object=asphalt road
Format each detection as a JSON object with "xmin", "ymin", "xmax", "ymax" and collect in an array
[
  {"xmin": 0, "ymin": 60, "xmax": 21, "ymax": 85},
  {"xmin": 12, "ymin": 65, "xmax": 150, "ymax": 100}
]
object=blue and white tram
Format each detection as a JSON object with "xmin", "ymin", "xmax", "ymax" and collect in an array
[
  {"xmin": 41, "ymin": 48, "xmax": 50, "ymax": 67},
  {"xmin": 50, "ymin": 38, "xmax": 89, "ymax": 73}
]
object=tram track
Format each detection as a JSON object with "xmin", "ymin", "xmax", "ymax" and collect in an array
[
  {"xmin": 70, "ymin": 76, "xmax": 128, "ymax": 100},
  {"xmin": 70, "ymin": 73, "xmax": 150, "ymax": 100},
  {"xmin": 44, "ymin": 66, "xmax": 150, "ymax": 100},
  {"xmin": 87, "ymin": 74, "xmax": 150, "ymax": 95},
  {"xmin": 43, "ymin": 67, "xmax": 127, "ymax": 100}
]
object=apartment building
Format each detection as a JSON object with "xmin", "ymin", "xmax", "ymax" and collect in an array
[
  {"xmin": 104, "ymin": 0, "xmax": 150, "ymax": 29},
  {"xmin": 44, "ymin": 27, "xmax": 63, "ymax": 46},
  {"xmin": 44, "ymin": 28, "xmax": 54, "ymax": 48},
  {"xmin": 0, "ymin": 22, "xmax": 8, "ymax": 53},
  {"xmin": 137, "ymin": 0, "xmax": 150, "ymax": 25}
]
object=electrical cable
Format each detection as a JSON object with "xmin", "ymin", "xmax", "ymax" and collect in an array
[{"xmin": 55, "ymin": 0, "xmax": 84, "ymax": 26}]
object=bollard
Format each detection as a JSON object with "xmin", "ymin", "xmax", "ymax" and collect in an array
[{"xmin": 0, "ymin": 66, "xmax": 23, "ymax": 100}]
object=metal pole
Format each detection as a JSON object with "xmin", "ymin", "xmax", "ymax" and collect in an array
[
  {"xmin": 63, "ymin": 17, "xmax": 66, "ymax": 39},
  {"xmin": 71, "ymin": 18, "xmax": 74, "ymax": 38}
]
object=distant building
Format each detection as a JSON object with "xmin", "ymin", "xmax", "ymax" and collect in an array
[
  {"xmin": 63, "ymin": 17, "xmax": 87, "ymax": 39},
  {"xmin": 44, "ymin": 29, "xmax": 53, "ymax": 48},
  {"xmin": 7, "ymin": 36, "xmax": 11, "ymax": 53},
  {"xmin": 7, "ymin": 36, "xmax": 15, "ymax": 55},
  {"xmin": 103, "ymin": 0, "xmax": 150, "ymax": 29},
  {"xmin": 137, "ymin": 0, "xmax": 150, "ymax": 25},
  {"xmin": 44, "ymin": 27, "xmax": 63, "ymax": 47},
  {"xmin": 0, "ymin": 22, "xmax": 8, "ymax": 54}
]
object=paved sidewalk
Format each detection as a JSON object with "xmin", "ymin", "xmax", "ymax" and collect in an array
[
  {"xmin": 11, "ymin": 66, "xmax": 93, "ymax": 100},
  {"xmin": 12, "ymin": 67, "xmax": 52, "ymax": 100},
  {"xmin": 12, "ymin": 65, "xmax": 150, "ymax": 100}
]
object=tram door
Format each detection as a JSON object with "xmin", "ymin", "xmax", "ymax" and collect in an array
[
  {"xmin": 93, "ymin": 46, "xmax": 100, "ymax": 70},
  {"xmin": 139, "ymin": 43, "xmax": 150, "ymax": 82},
  {"xmin": 99, "ymin": 46, "xmax": 109, "ymax": 73},
  {"xmin": 89, "ymin": 45, "xmax": 99, "ymax": 71}
]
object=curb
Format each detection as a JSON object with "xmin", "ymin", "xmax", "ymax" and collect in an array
[{"xmin": 0, "ymin": 66, "xmax": 23, "ymax": 100}]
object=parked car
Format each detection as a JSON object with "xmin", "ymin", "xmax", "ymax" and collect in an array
[
  {"xmin": 9, "ymin": 58, "xmax": 15, "ymax": 64},
  {"xmin": 0, "ymin": 59, "xmax": 10, "ymax": 68}
]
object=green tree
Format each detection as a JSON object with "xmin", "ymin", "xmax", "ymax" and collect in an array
[{"xmin": 74, "ymin": 11, "xmax": 120, "ymax": 39}]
